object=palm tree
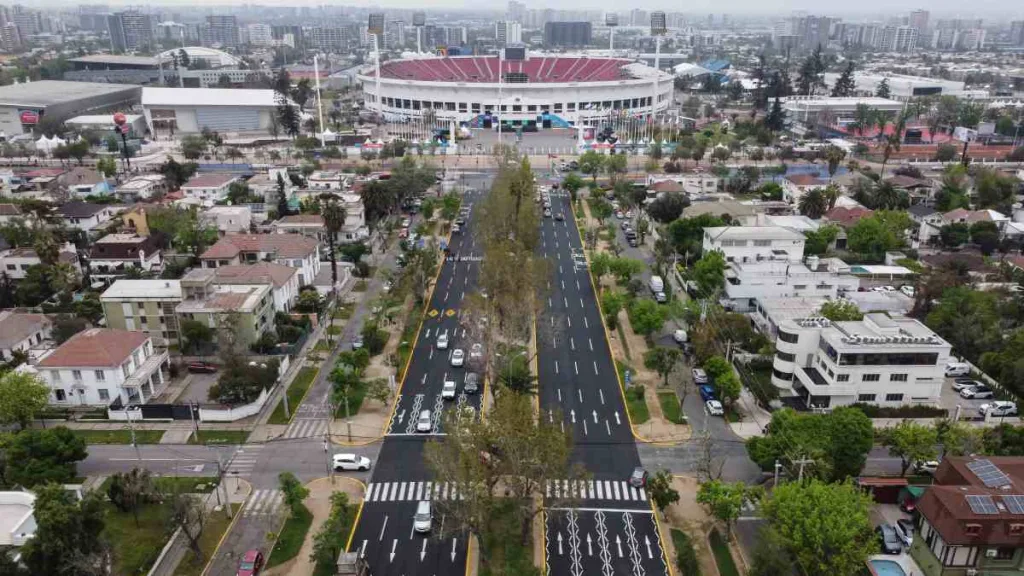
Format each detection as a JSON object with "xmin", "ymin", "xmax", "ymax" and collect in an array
[
  {"xmin": 798, "ymin": 188, "xmax": 828, "ymax": 219},
  {"xmin": 853, "ymin": 104, "xmax": 872, "ymax": 137},
  {"xmin": 874, "ymin": 111, "xmax": 890, "ymax": 142},
  {"xmin": 872, "ymin": 181, "xmax": 908, "ymax": 210},
  {"xmin": 824, "ymin": 145, "xmax": 846, "ymax": 180},
  {"xmin": 880, "ymin": 112, "xmax": 908, "ymax": 177},
  {"xmin": 320, "ymin": 194, "xmax": 347, "ymax": 293}
]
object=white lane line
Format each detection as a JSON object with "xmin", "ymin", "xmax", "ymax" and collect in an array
[
  {"xmin": 589, "ymin": 338, "xmax": 594, "ymax": 351},
  {"xmin": 584, "ymin": 317, "xmax": 589, "ymax": 329},
  {"xmin": 379, "ymin": 515, "xmax": 389, "ymax": 541},
  {"xmin": 444, "ymin": 291, "xmax": 449, "ymax": 301},
  {"xmin": 555, "ymin": 361, "xmax": 560, "ymax": 374},
  {"xmin": 578, "ymin": 389, "xmax": 583, "ymax": 403},
  {"xmin": 570, "ymin": 337, "xmax": 575, "ymax": 351},
  {"xmin": 576, "ymin": 279, "xmax": 581, "ymax": 290},
  {"xmin": 568, "ymin": 317, "xmax": 572, "ymax": 328},
  {"xmin": 580, "ymin": 298, "xmax": 584, "ymax": 308},
  {"xmin": 593, "ymin": 361, "xmax": 599, "ymax": 375},
  {"xmin": 599, "ymin": 389, "xmax": 605, "ymax": 405},
  {"xmin": 564, "ymin": 297, "xmax": 568, "ymax": 307},
  {"xmin": 574, "ymin": 361, "xmax": 579, "ymax": 375}
]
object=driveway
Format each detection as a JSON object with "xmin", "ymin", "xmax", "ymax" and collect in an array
[{"xmin": 176, "ymin": 372, "xmax": 218, "ymax": 404}]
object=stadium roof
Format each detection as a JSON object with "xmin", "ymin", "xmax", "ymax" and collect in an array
[
  {"xmin": 141, "ymin": 87, "xmax": 280, "ymax": 108},
  {"xmin": 0, "ymin": 81, "xmax": 140, "ymax": 108},
  {"xmin": 69, "ymin": 54, "xmax": 158, "ymax": 67},
  {"xmin": 376, "ymin": 56, "xmax": 636, "ymax": 83}
]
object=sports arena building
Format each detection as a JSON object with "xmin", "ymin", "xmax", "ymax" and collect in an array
[{"xmin": 358, "ymin": 53, "xmax": 673, "ymax": 130}]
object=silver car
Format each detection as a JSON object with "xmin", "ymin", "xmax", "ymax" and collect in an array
[{"xmin": 416, "ymin": 410, "xmax": 432, "ymax": 433}]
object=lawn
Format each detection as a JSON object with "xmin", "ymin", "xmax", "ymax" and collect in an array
[
  {"xmin": 268, "ymin": 367, "xmax": 320, "ymax": 425},
  {"xmin": 268, "ymin": 504, "xmax": 313, "ymax": 568},
  {"xmin": 334, "ymin": 378, "xmax": 369, "ymax": 418},
  {"xmin": 708, "ymin": 528, "xmax": 740, "ymax": 576},
  {"xmin": 658, "ymin": 392, "xmax": 686, "ymax": 424},
  {"xmin": 671, "ymin": 529, "xmax": 700, "ymax": 576},
  {"xmin": 352, "ymin": 280, "xmax": 368, "ymax": 292},
  {"xmin": 173, "ymin": 503, "xmax": 241, "ymax": 576},
  {"xmin": 74, "ymin": 429, "xmax": 165, "ymax": 444},
  {"xmin": 188, "ymin": 430, "xmax": 251, "ymax": 445},
  {"xmin": 625, "ymin": 386, "xmax": 650, "ymax": 425},
  {"xmin": 477, "ymin": 501, "xmax": 534, "ymax": 576},
  {"xmin": 314, "ymin": 340, "xmax": 332, "ymax": 352},
  {"xmin": 103, "ymin": 501, "xmax": 175, "ymax": 575},
  {"xmin": 154, "ymin": 476, "xmax": 219, "ymax": 494},
  {"xmin": 616, "ymin": 323, "xmax": 632, "ymax": 360},
  {"xmin": 333, "ymin": 307, "xmax": 353, "ymax": 320}
]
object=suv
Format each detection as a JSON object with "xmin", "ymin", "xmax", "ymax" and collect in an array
[
  {"xmin": 960, "ymin": 384, "xmax": 994, "ymax": 399},
  {"xmin": 692, "ymin": 368, "xmax": 709, "ymax": 385},
  {"xmin": 699, "ymin": 385, "xmax": 717, "ymax": 402},
  {"xmin": 876, "ymin": 524, "xmax": 902, "ymax": 554},
  {"xmin": 980, "ymin": 401, "xmax": 1018, "ymax": 417},
  {"xmin": 629, "ymin": 467, "xmax": 648, "ymax": 488}
]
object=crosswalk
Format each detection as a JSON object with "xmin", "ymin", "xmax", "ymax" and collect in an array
[
  {"xmin": 225, "ymin": 444, "xmax": 262, "ymax": 478},
  {"xmin": 363, "ymin": 479, "xmax": 648, "ymax": 503},
  {"xmin": 244, "ymin": 489, "xmax": 284, "ymax": 517},
  {"xmin": 283, "ymin": 418, "xmax": 327, "ymax": 439}
]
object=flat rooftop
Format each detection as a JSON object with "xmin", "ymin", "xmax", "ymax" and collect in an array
[
  {"xmin": 101, "ymin": 279, "xmax": 182, "ymax": 301},
  {"xmin": 69, "ymin": 54, "xmax": 159, "ymax": 67},
  {"xmin": 0, "ymin": 81, "xmax": 140, "ymax": 108},
  {"xmin": 142, "ymin": 87, "xmax": 280, "ymax": 108}
]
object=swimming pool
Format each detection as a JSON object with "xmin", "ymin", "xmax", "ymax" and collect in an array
[{"xmin": 869, "ymin": 559, "xmax": 908, "ymax": 576}]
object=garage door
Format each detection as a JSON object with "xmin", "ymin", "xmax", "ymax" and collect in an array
[{"xmin": 195, "ymin": 107, "xmax": 259, "ymax": 132}]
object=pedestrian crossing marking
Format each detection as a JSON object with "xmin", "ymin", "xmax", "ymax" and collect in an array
[
  {"xmin": 362, "ymin": 480, "xmax": 651, "ymax": 503},
  {"xmin": 283, "ymin": 419, "xmax": 327, "ymax": 439},
  {"xmin": 244, "ymin": 489, "xmax": 284, "ymax": 516}
]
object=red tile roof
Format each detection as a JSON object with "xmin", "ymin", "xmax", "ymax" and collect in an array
[
  {"xmin": 649, "ymin": 180, "xmax": 684, "ymax": 193},
  {"xmin": 824, "ymin": 206, "xmax": 873, "ymax": 227},
  {"xmin": 785, "ymin": 174, "xmax": 826, "ymax": 187},
  {"xmin": 39, "ymin": 328, "xmax": 147, "ymax": 368},
  {"xmin": 200, "ymin": 234, "xmax": 319, "ymax": 260}
]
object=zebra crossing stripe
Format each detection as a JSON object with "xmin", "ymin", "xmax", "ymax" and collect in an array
[
  {"xmin": 639, "ymin": 488, "xmax": 647, "ymax": 501},
  {"xmin": 366, "ymin": 483, "xmax": 376, "ymax": 502},
  {"xmin": 424, "ymin": 482, "xmax": 432, "ymax": 500},
  {"xmin": 596, "ymin": 481, "xmax": 604, "ymax": 499},
  {"xmin": 612, "ymin": 482, "xmax": 621, "ymax": 500},
  {"xmin": 398, "ymin": 482, "xmax": 407, "ymax": 501},
  {"xmin": 588, "ymin": 481, "xmax": 596, "ymax": 499},
  {"xmin": 630, "ymin": 486, "xmax": 640, "ymax": 500},
  {"xmin": 414, "ymin": 482, "xmax": 422, "ymax": 500}
]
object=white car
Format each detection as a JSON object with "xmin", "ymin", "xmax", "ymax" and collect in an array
[
  {"xmin": 980, "ymin": 401, "xmax": 1018, "ymax": 417},
  {"xmin": 705, "ymin": 400, "xmax": 724, "ymax": 416},
  {"xmin": 673, "ymin": 329, "xmax": 688, "ymax": 344},
  {"xmin": 692, "ymin": 368, "xmax": 708, "ymax": 385},
  {"xmin": 451, "ymin": 348, "xmax": 465, "ymax": 367},
  {"xmin": 332, "ymin": 453, "xmax": 371, "ymax": 471},
  {"xmin": 914, "ymin": 460, "xmax": 940, "ymax": 475},
  {"xmin": 900, "ymin": 285, "xmax": 915, "ymax": 297},
  {"xmin": 894, "ymin": 519, "xmax": 914, "ymax": 547},
  {"xmin": 436, "ymin": 332, "xmax": 449, "ymax": 350},
  {"xmin": 469, "ymin": 343, "xmax": 484, "ymax": 359},
  {"xmin": 441, "ymin": 380, "xmax": 457, "ymax": 400},
  {"xmin": 416, "ymin": 410, "xmax": 433, "ymax": 432}
]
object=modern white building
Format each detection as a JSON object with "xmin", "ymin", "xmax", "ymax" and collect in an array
[
  {"xmin": 771, "ymin": 313, "xmax": 951, "ymax": 409},
  {"xmin": 180, "ymin": 173, "xmax": 238, "ymax": 203},
  {"xmin": 702, "ymin": 226, "xmax": 806, "ymax": 264},
  {"xmin": 822, "ymin": 72, "xmax": 966, "ymax": 101},
  {"xmin": 202, "ymin": 206, "xmax": 252, "ymax": 235},
  {"xmin": 0, "ymin": 491, "xmax": 36, "ymax": 547},
  {"xmin": 114, "ymin": 175, "xmax": 165, "ymax": 202},
  {"xmin": 57, "ymin": 201, "xmax": 119, "ymax": 232},
  {"xmin": 213, "ymin": 262, "xmax": 299, "ymax": 313},
  {"xmin": 141, "ymin": 87, "xmax": 292, "ymax": 135},
  {"xmin": 722, "ymin": 257, "xmax": 859, "ymax": 312},
  {"xmin": 272, "ymin": 198, "xmax": 369, "ymax": 245},
  {"xmin": 36, "ymin": 328, "xmax": 169, "ymax": 406},
  {"xmin": 246, "ymin": 23, "xmax": 273, "ymax": 46}
]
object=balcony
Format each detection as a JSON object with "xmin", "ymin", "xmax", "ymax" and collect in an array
[
  {"xmin": 794, "ymin": 365, "xmax": 858, "ymax": 397},
  {"xmin": 122, "ymin": 350, "xmax": 169, "ymax": 403}
]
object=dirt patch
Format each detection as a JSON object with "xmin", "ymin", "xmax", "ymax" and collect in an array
[
  {"xmin": 265, "ymin": 477, "xmax": 365, "ymax": 576},
  {"xmin": 664, "ymin": 475, "xmax": 720, "ymax": 576}
]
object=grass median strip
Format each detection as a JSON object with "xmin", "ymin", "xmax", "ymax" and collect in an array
[
  {"xmin": 188, "ymin": 430, "xmax": 251, "ymax": 445},
  {"xmin": 709, "ymin": 528, "xmax": 740, "ymax": 576},
  {"xmin": 267, "ymin": 503, "xmax": 313, "ymax": 569},
  {"xmin": 268, "ymin": 367, "xmax": 320, "ymax": 425},
  {"xmin": 173, "ymin": 503, "xmax": 241, "ymax": 576},
  {"xmin": 658, "ymin": 392, "xmax": 686, "ymax": 424},
  {"xmin": 74, "ymin": 429, "xmax": 165, "ymax": 444}
]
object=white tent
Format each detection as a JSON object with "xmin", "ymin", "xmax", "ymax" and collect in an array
[{"xmin": 34, "ymin": 135, "xmax": 67, "ymax": 155}]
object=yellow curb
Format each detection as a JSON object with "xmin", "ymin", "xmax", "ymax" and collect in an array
[
  {"xmin": 199, "ymin": 478, "xmax": 253, "ymax": 576},
  {"xmin": 539, "ymin": 508, "xmax": 547, "ymax": 574},
  {"xmin": 650, "ymin": 498, "xmax": 678, "ymax": 576},
  {"xmin": 344, "ymin": 479, "xmax": 369, "ymax": 553},
  {"xmin": 570, "ymin": 202, "xmax": 665, "ymax": 445},
  {"xmin": 305, "ymin": 475, "xmax": 367, "ymax": 494}
]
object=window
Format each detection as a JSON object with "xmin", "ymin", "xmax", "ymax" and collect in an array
[
  {"xmin": 890, "ymin": 374, "xmax": 908, "ymax": 382},
  {"xmin": 5, "ymin": 264, "xmax": 13, "ymax": 271},
  {"xmin": 140, "ymin": 315, "xmax": 147, "ymax": 325},
  {"xmin": 964, "ymin": 524, "xmax": 981, "ymax": 536},
  {"xmin": 793, "ymin": 285, "xmax": 807, "ymax": 290},
  {"xmin": 54, "ymin": 389, "xmax": 66, "ymax": 402},
  {"xmin": 512, "ymin": 104, "xmax": 522, "ymax": 112},
  {"xmin": 567, "ymin": 102, "xmax": 576, "ymax": 111},
  {"xmin": 122, "ymin": 303, "xmax": 133, "ymax": 317},
  {"xmin": 885, "ymin": 393, "xmax": 904, "ymax": 402},
  {"xmin": 836, "ymin": 374, "xmax": 850, "ymax": 382},
  {"xmin": 471, "ymin": 103, "xmax": 480, "ymax": 113},
  {"xmin": 863, "ymin": 374, "xmax": 881, "ymax": 382},
  {"xmin": 994, "ymin": 547, "xmax": 1015, "ymax": 560},
  {"xmin": 1009, "ymin": 524, "xmax": 1024, "ymax": 536},
  {"xmin": 95, "ymin": 370, "xmax": 105, "ymax": 381},
  {"xmin": 858, "ymin": 394, "xmax": 876, "ymax": 402},
  {"xmin": 753, "ymin": 240, "xmax": 772, "ymax": 247},
  {"xmin": 772, "ymin": 368, "xmax": 793, "ymax": 381},
  {"xmin": 527, "ymin": 105, "xmax": 537, "ymax": 113},
  {"xmin": 19, "ymin": 264, "xmax": 27, "ymax": 271},
  {"xmin": 122, "ymin": 362, "xmax": 131, "ymax": 378},
  {"xmin": 554, "ymin": 103, "xmax": 563, "ymax": 112},
  {"xmin": 98, "ymin": 388, "xmax": 109, "ymax": 401},
  {"xmin": 72, "ymin": 370, "xmax": 82, "ymax": 381},
  {"xmin": 778, "ymin": 330, "xmax": 799, "ymax": 344},
  {"xmin": 776, "ymin": 351, "xmax": 795, "ymax": 362}
]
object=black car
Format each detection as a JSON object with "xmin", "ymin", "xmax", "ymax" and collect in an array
[
  {"xmin": 876, "ymin": 524, "xmax": 902, "ymax": 554},
  {"xmin": 554, "ymin": 213, "xmax": 565, "ymax": 221}
]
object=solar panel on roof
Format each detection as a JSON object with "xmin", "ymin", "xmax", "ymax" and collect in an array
[
  {"xmin": 967, "ymin": 459, "xmax": 1013, "ymax": 488},
  {"xmin": 967, "ymin": 494, "xmax": 1000, "ymax": 515},
  {"xmin": 1003, "ymin": 495, "xmax": 1024, "ymax": 515}
]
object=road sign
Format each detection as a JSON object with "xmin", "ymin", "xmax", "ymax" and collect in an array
[
  {"xmin": 428, "ymin": 309, "xmax": 439, "ymax": 317},
  {"xmin": 445, "ymin": 309, "xmax": 455, "ymax": 317},
  {"xmin": 624, "ymin": 369, "xmax": 632, "ymax": 388}
]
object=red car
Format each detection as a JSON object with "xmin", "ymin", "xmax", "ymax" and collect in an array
[
  {"xmin": 236, "ymin": 549, "xmax": 264, "ymax": 576},
  {"xmin": 187, "ymin": 361, "xmax": 218, "ymax": 374}
]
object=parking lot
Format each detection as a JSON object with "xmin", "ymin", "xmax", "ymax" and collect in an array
[{"xmin": 938, "ymin": 376, "xmax": 1000, "ymax": 417}]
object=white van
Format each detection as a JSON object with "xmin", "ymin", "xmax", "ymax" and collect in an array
[
  {"xmin": 945, "ymin": 362, "xmax": 971, "ymax": 377},
  {"xmin": 414, "ymin": 501, "xmax": 432, "ymax": 532}
]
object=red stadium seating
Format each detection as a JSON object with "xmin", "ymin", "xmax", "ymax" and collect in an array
[{"xmin": 378, "ymin": 57, "xmax": 628, "ymax": 83}]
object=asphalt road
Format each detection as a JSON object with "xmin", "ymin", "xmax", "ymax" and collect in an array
[{"xmin": 537, "ymin": 190, "xmax": 671, "ymax": 575}]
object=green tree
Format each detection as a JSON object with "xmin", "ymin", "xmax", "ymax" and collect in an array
[
  {"xmin": 647, "ymin": 192, "xmax": 690, "ymax": 224},
  {"xmin": 803, "ymin": 224, "xmax": 839, "ymax": 256},
  {"xmin": 762, "ymin": 480, "xmax": 876, "ymax": 576},
  {"xmin": 935, "ymin": 143, "xmax": 958, "ymax": 162},
  {"xmin": 4, "ymin": 426, "xmax": 89, "ymax": 488},
  {"xmin": 939, "ymin": 222, "xmax": 970, "ymax": 248},
  {"xmin": 106, "ymin": 467, "xmax": 155, "ymax": 527},
  {"xmin": 692, "ymin": 250, "xmax": 726, "ymax": 297},
  {"xmin": 20, "ymin": 483, "xmax": 109, "ymax": 576},
  {"xmin": 818, "ymin": 300, "xmax": 863, "ymax": 321},
  {"xmin": 697, "ymin": 480, "xmax": 753, "ymax": 540},
  {"xmin": 180, "ymin": 318, "xmax": 214, "ymax": 354},
  {"xmin": 0, "ymin": 371, "xmax": 50, "ymax": 430},
  {"xmin": 831, "ymin": 61, "xmax": 856, "ymax": 97},
  {"xmin": 926, "ymin": 287, "xmax": 1001, "ymax": 364},
  {"xmin": 562, "ymin": 172, "xmax": 584, "ymax": 201},
  {"xmin": 975, "ymin": 168, "xmax": 1018, "ymax": 213},
  {"xmin": 321, "ymin": 195, "xmax": 347, "ymax": 292},
  {"xmin": 970, "ymin": 221, "xmax": 1000, "ymax": 255},
  {"xmin": 441, "ymin": 192, "xmax": 461, "ymax": 222},
  {"xmin": 882, "ymin": 420, "xmax": 938, "ymax": 476},
  {"xmin": 310, "ymin": 492, "xmax": 354, "ymax": 568},
  {"xmin": 627, "ymin": 298, "xmax": 668, "ymax": 336},
  {"xmin": 96, "ymin": 155, "xmax": 117, "ymax": 179},
  {"xmin": 798, "ymin": 188, "xmax": 828, "ymax": 219},
  {"xmin": 668, "ymin": 214, "xmax": 725, "ymax": 264},
  {"xmin": 875, "ymin": 77, "xmax": 891, "ymax": 99},
  {"xmin": 605, "ymin": 153, "xmax": 628, "ymax": 183},
  {"xmin": 647, "ymin": 470, "xmax": 680, "ymax": 511},
  {"xmin": 846, "ymin": 210, "xmax": 912, "ymax": 260},
  {"xmin": 747, "ymin": 407, "xmax": 873, "ymax": 482},
  {"xmin": 180, "ymin": 135, "xmax": 207, "ymax": 160},
  {"xmin": 600, "ymin": 289, "xmax": 626, "ymax": 329},
  {"xmin": 609, "ymin": 256, "xmax": 644, "ymax": 284},
  {"xmin": 278, "ymin": 471, "xmax": 310, "ymax": 515},
  {"xmin": 644, "ymin": 346, "xmax": 682, "ymax": 387},
  {"xmin": 578, "ymin": 150, "xmax": 605, "ymax": 184},
  {"xmin": 158, "ymin": 157, "xmax": 199, "ymax": 190}
]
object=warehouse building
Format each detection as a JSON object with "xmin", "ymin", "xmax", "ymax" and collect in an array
[
  {"xmin": 0, "ymin": 81, "xmax": 141, "ymax": 137},
  {"xmin": 141, "ymin": 87, "xmax": 289, "ymax": 135}
]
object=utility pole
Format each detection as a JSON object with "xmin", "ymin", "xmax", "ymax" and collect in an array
[
  {"xmin": 794, "ymin": 455, "xmax": 816, "ymax": 482},
  {"xmin": 126, "ymin": 406, "xmax": 142, "ymax": 465},
  {"xmin": 326, "ymin": 399, "xmax": 335, "ymax": 485},
  {"xmin": 215, "ymin": 456, "xmax": 233, "ymax": 519},
  {"xmin": 774, "ymin": 459, "xmax": 782, "ymax": 486},
  {"xmin": 189, "ymin": 401, "xmax": 201, "ymax": 444}
]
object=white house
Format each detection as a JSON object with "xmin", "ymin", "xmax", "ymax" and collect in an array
[
  {"xmin": 57, "ymin": 201, "xmax": 119, "ymax": 232},
  {"xmin": 0, "ymin": 491, "xmax": 36, "ymax": 547},
  {"xmin": 201, "ymin": 206, "xmax": 252, "ymax": 235},
  {"xmin": 89, "ymin": 234, "xmax": 162, "ymax": 282},
  {"xmin": 770, "ymin": 313, "xmax": 951, "ymax": 409},
  {"xmin": 0, "ymin": 243, "xmax": 81, "ymax": 280},
  {"xmin": 0, "ymin": 311, "xmax": 52, "ymax": 363},
  {"xmin": 63, "ymin": 167, "xmax": 112, "ymax": 198},
  {"xmin": 722, "ymin": 257, "xmax": 859, "ymax": 312},
  {"xmin": 115, "ymin": 175, "xmax": 165, "ymax": 202},
  {"xmin": 272, "ymin": 195, "xmax": 369, "ymax": 245},
  {"xmin": 199, "ymin": 234, "xmax": 321, "ymax": 286},
  {"xmin": 36, "ymin": 328, "xmax": 170, "ymax": 406},
  {"xmin": 702, "ymin": 226, "xmax": 806, "ymax": 264},
  {"xmin": 180, "ymin": 173, "xmax": 238, "ymax": 203},
  {"xmin": 306, "ymin": 170, "xmax": 349, "ymax": 190}
]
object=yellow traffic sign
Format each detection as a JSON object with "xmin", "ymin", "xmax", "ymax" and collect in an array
[
  {"xmin": 428, "ymin": 309, "xmax": 439, "ymax": 317},
  {"xmin": 445, "ymin": 309, "xmax": 456, "ymax": 317}
]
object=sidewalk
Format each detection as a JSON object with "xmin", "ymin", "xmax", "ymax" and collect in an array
[{"xmin": 729, "ymin": 388, "xmax": 773, "ymax": 439}]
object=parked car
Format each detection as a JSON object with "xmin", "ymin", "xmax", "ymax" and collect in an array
[
  {"xmin": 980, "ymin": 401, "xmax": 1018, "ymax": 417},
  {"xmin": 332, "ymin": 453, "xmax": 372, "ymax": 472},
  {"xmin": 692, "ymin": 368, "xmax": 709, "ymax": 385},
  {"xmin": 914, "ymin": 460, "xmax": 940, "ymax": 475},
  {"xmin": 705, "ymin": 400, "xmax": 724, "ymax": 416},
  {"xmin": 951, "ymin": 379, "xmax": 981, "ymax": 392},
  {"xmin": 544, "ymin": 209, "xmax": 552, "ymax": 218},
  {"xmin": 699, "ymin": 385, "xmax": 717, "ymax": 402},
  {"xmin": 351, "ymin": 336, "xmax": 363, "ymax": 350},
  {"xmin": 629, "ymin": 467, "xmax": 648, "ymax": 488},
  {"xmin": 464, "ymin": 372, "xmax": 480, "ymax": 394},
  {"xmin": 451, "ymin": 348, "xmax": 465, "ymax": 367},
  {"xmin": 876, "ymin": 524, "xmax": 902, "ymax": 554},
  {"xmin": 894, "ymin": 519, "xmax": 914, "ymax": 547},
  {"xmin": 960, "ymin": 385, "xmax": 994, "ymax": 399},
  {"xmin": 187, "ymin": 361, "xmax": 218, "ymax": 374},
  {"xmin": 555, "ymin": 213, "xmax": 565, "ymax": 221},
  {"xmin": 441, "ymin": 380, "xmax": 457, "ymax": 400},
  {"xmin": 673, "ymin": 329, "xmax": 688, "ymax": 344},
  {"xmin": 236, "ymin": 549, "xmax": 264, "ymax": 576},
  {"xmin": 416, "ymin": 410, "xmax": 433, "ymax": 433},
  {"xmin": 900, "ymin": 285, "xmax": 915, "ymax": 297}
]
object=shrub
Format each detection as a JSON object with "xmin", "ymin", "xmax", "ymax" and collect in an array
[
  {"xmin": 361, "ymin": 323, "xmax": 389, "ymax": 356},
  {"xmin": 848, "ymin": 403, "xmax": 947, "ymax": 418}
]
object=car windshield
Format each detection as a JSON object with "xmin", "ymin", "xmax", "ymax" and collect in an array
[
  {"xmin": 240, "ymin": 561, "xmax": 255, "ymax": 569},
  {"xmin": 415, "ymin": 512, "xmax": 430, "ymax": 521}
]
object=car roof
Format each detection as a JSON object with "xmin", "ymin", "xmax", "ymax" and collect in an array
[
  {"xmin": 334, "ymin": 453, "xmax": 356, "ymax": 459},
  {"xmin": 420, "ymin": 410, "xmax": 431, "ymax": 417},
  {"xmin": 243, "ymin": 549, "xmax": 261, "ymax": 561}
]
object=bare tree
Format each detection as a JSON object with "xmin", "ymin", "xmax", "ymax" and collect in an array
[
  {"xmin": 695, "ymin": 430, "xmax": 725, "ymax": 482},
  {"xmin": 170, "ymin": 493, "xmax": 208, "ymax": 563}
]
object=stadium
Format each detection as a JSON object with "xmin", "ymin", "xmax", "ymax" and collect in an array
[{"xmin": 357, "ymin": 53, "xmax": 673, "ymax": 132}]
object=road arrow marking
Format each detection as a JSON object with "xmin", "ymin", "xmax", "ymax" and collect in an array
[
  {"xmin": 420, "ymin": 539, "xmax": 427, "ymax": 561},
  {"xmin": 645, "ymin": 535, "xmax": 653, "ymax": 559},
  {"xmin": 397, "ymin": 411, "xmax": 406, "ymax": 424},
  {"xmin": 587, "ymin": 533, "xmax": 594, "ymax": 556},
  {"xmin": 593, "ymin": 410, "xmax": 598, "ymax": 423},
  {"xmin": 558, "ymin": 532, "xmax": 564, "ymax": 555},
  {"xmin": 616, "ymin": 535, "xmax": 624, "ymax": 558},
  {"xmin": 390, "ymin": 539, "xmax": 398, "ymax": 562},
  {"xmin": 360, "ymin": 540, "xmax": 367, "ymax": 558},
  {"xmin": 570, "ymin": 410, "xmax": 576, "ymax": 423},
  {"xmin": 451, "ymin": 538, "xmax": 458, "ymax": 562},
  {"xmin": 614, "ymin": 412, "xmax": 621, "ymax": 425}
]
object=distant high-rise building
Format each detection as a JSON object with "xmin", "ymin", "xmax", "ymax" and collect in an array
[
  {"xmin": 271, "ymin": 25, "xmax": 302, "ymax": 48},
  {"xmin": 443, "ymin": 26, "xmax": 467, "ymax": 46},
  {"xmin": 955, "ymin": 28, "xmax": 986, "ymax": 50},
  {"xmin": 384, "ymin": 20, "xmax": 405, "ymax": 49},
  {"xmin": 881, "ymin": 25, "xmax": 918, "ymax": 52},
  {"xmin": 543, "ymin": 21, "xmax": 591, "ymax": 47},
  {"xmin": 630, "ymin": 9, "xmax": 648, "ymax": 27},
  {"xmin": 202, "ymin": 15, "xmax": 239, "ymax": 48},
  {"xmin": 0, "ymin": 22, "xmax": 20, "ymax": 50},
  {"xmin": 247, "ymin": 23, "xmax": 272, "ymax": 47},
  {"xmin": 798, "ymin": 15, "xmax": 832, "ymax": 50},
  {"xmin": 78, "ymin": 5, "xmax": 109, "ymax": 32},
  {"xmin": 1011, "ymin": 21, "xmax": 1024, "ymax": 46},
  {"xmin": 307, "ymin": 26, "xmax": 348, "ymax": 51},
  {"xmin": 507, "ymin": 1, "xmax": 526, "ymax": 23},
  {"xmin": 495, "ymin": 20, "xmax": 522, "ymax": 46},
  {"xmin": 909, "ymin": 10, "xmax": 929, "ymax": 32},
  {"xmin": 107, "ymin": 10, "xmax": 153, "ymax": 52}
]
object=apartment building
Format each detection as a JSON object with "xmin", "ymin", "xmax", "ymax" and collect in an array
[
  {"xmin": 213, "ymin": 263, "xmax": 299, "ymax": 313},
  {"xmin": 180, "ymin": 174, "xmax": 239, "ymax": 203},
  {"xmin": 770, "ymin": 313, "xmax": 951, "ymax": 409},
  {"xmin": 176, "ymin": 271, "xmax": 274, "ymax": 349},
  {"xmin": 199, "ymin": 234, "xmax": 320, "ymax": 285},
  {"xmin": 100, "ymin": 280, "xmax": 183, "ymax": 348},
  {"xmin": 722, "ymin": 257, "xmax": 859, "ymax": 313},
  {"xmin": 702, "ymin": 226, "xmax": 806, "ymax": 264}
]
